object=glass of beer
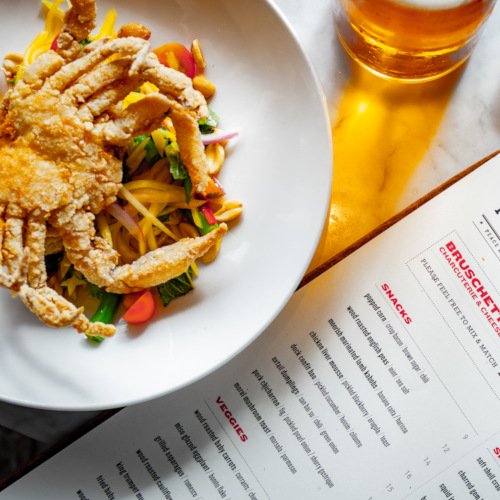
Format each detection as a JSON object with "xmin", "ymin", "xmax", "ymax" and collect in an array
[{"xmin": 333, "ymin": 0, "xmax": 497, "ymax": 82}]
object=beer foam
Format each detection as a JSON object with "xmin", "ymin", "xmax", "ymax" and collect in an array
[{"xmin": 396, "ymin": 0, "xmax": 476, "ymax": 9}]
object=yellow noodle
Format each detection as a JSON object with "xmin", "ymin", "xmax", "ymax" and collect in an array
[
  {"xmin": 126, "ymin": 139, "xmax": 150, "ymax": 172},
  {"xmin": 96, "ymin": 213, "xmax": 113, "ymax": 247},
  {"xmin": 199, "ymin": 236, "xmax": 221, "ymax": 264},
  {"xmin": 167, "ymin": 224, "xmax": 183, "ymax": 241},
  {"xmin": 167, "ymin": 199, "xmax": 205, "ymax": 209},
  {"xmin": 123, "ymin": 189, "xmax": 187, "ymax": 205},
  {"xmin": 115, "ymin": 230, "xmax": 141, "ymax": 263},
  {"xmin": 140, "ymin": 202, "xmax": 168, "ymax": 252},
  {"xmin": 124, "ymin": 190, "xmax": 205, "ymax": 209},
  {"xmin": 124, "ymin": 179, "xmax": 183, "ymax": 192},
  {"xmin": 190, "ymin": 261, "xmax": 199, "ymax": 275},
  {"xmin": 179, "ymin": 222, "xmax": 200, "ymax": 239},
  {"xmin": 159, "ymin": 208, "xmax": 181, "ymax": 224},
  {"xmin": 145, "ymin": 226, "xmax": 157, "ymax": 251},
  {"xmin": 205, "ymin": 142, "xmax": 225, "ymax": 175},
  {"xmin": 131, "ymin": 158, "xmax": 170, "ymax": 182},
  {"xmin": 213, "ymin": 199, "xmax": 243, "ymax": 222},
  {"xmin": 119, "ymin": 186, "xmax": 179, "ymax": 241}
]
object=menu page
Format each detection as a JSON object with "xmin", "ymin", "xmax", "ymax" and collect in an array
[{"xmin": 3, "ymin": 155, "xmax": 500, "ymax": 499}]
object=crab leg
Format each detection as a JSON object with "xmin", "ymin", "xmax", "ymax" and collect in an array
[
  {"xmin": 102, "ymin": 93, "xmax": 174, "ymax": 146},
  {"xmin": 142, "ymin": 57, "xmax": 208, "ymax": 115},
  {"xmin": 109, "ymin": 225, "xmax": 227, "ymax": 292},
  {"xmin": 0, "ymin": 205, "xmax": 17, "ymax": 289},
  {"xmin": 18, "ymin": 280, "xmax": 114, "ymax": 336},
  {"xmin": 19, "ymin": 282, "xmax": 115, "ymax": 336},
  {"xmin": 58, "ymin": 210, "xmax": 227, "ymax": 294},
  {"xmin": 18, "ymin": 285, "xmax": 83, "ymax": 328},
  {"xmin": 44, "ymin": 37, "xmax": 150, "ymax": 94},
  {"xmin": 1, "ymin": 204, "xmax": 27, "ymax": 289},
  {"xmin": 169, "ymin": 104, "xmax": 212, "ymax": 194},
  {"xmin": 81, "ymin": 75, "xmax": 143, "ymax": 119},
  {"xmin": 17, "ymin": 213, "xmax": 115, "ymax": 336},
  {"xmin": 18, "ymin": 51, "xmax": 65, "ymax": 90},
  {"xmin": 25, "ymin": 214, "xmax": 48, "ymax": 288},
  {"xmin": 96, "ymin": 90, "xmax": 212, "ymax": 195},
  {"xmin": 73, "ymin": 314, "xmax": 116, "ymax": 337},
  {"xmin": 64, "ymin": 57, "xmax": 133, "ymax": 105}
]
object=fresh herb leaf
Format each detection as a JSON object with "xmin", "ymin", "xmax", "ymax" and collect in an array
[
  {"xmin": 165, "ymin": 143, "xmax": 191, "ymax": 203},
  {"xmin": 79, "ymin": 37, "xmax": 93, "ymax": 49},
  {"xmin": 157, "ymin": 270, "xmax": 193, "ymax": 307},
  {"xmin": 198, "ymin": 107, "xmax": 219, "ymax": 134},
  {"xmin": 134, "ymin": 134, "xmax": 161, "ymax": 165},
  {"xmin": 87, "ymin": 282, "xmax": 105, "ymax": 300},
  {"xmin": 183, "ymin": 175, "xmax": 192, "ymax": 204},
  {"xmin": 165, "ymin": 143, "xmax": 183, "ymax": 178}
]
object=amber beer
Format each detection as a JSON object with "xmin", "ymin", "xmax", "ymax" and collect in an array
[{"xmin": 334, "ymin": 0, "xmax": 497, "ymax": 81}]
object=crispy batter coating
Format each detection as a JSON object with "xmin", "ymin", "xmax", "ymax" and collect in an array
[{"xmin": 0, "ymin": 0, "xmax": 223, "ymax": 337}]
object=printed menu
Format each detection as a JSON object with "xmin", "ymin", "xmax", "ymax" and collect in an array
[{"xmin": 3, "ymin": 153, "xmax": 500, "ymax": 499}]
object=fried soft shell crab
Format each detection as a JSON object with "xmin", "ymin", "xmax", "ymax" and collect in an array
[{"xmin": 0, "ymin": 0, "xmax": 227, "ymax": 337}]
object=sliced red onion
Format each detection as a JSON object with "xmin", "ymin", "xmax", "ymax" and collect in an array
[
  {"xmin": 201, "ymin": 128, "xmax": 240, "ymax": 145},
  {"xmin": 105, "ymin": 202, "xmax": 145, "ymax": 244}
]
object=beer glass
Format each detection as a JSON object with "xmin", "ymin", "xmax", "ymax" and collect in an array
[{"xmin": 333, "ymin": 0, "xmax": 497, "ymax": 82}]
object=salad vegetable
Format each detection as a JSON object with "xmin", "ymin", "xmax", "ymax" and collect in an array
[
  {"xmin": 122, "ymin": 290, "xmax": 155, "ymax": 324},
  {"xmin": 157, "ymin": 270, "xmax": 194, "ymax": 308}
]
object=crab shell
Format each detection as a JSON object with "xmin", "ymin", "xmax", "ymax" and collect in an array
[{"xmin": 0, "ymin": 0, "xmax": 227, "ymax": 337}]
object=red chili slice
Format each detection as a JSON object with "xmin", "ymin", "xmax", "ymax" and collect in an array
[{"xmin": 200, "ymin": 204, "xmax": 217, "ymax": 226}]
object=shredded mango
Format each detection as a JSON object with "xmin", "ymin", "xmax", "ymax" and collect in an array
[
  {"xmin": 94, "ymin": 8, "xmax": 117, "ymax": 40},
  {"xmin": 16, "ymin": 0, "xmax": 65, "ymax": 80},
  {"xmin": 119, "ymin": 186, "xmax": 179, "ymax": 242}
]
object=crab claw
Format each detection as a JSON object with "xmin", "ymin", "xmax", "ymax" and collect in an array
[{"xmin": 58, "ymin": 209, "xmax": 227, "ymax": 296}]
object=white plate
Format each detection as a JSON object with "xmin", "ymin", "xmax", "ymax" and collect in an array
[{"xmin": 0, "ymin": 0, "xmax": 332, "ymax": 410}]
